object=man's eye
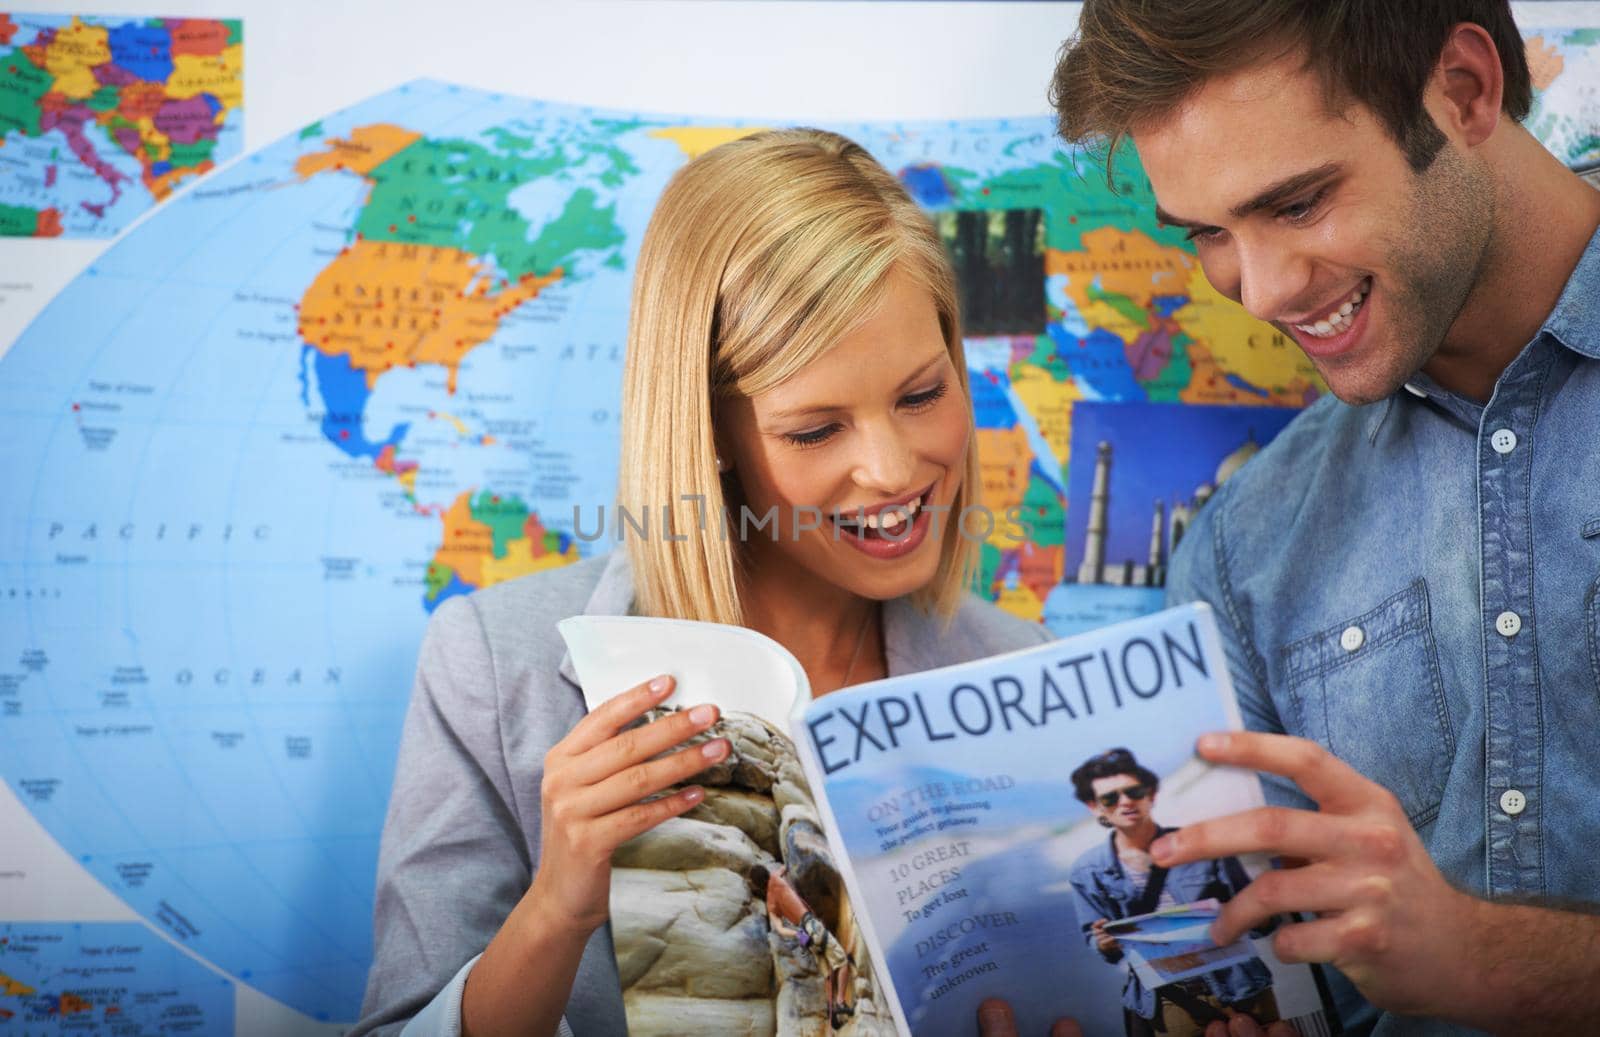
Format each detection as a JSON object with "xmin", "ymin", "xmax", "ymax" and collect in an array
[
  {"xmin": 1279, "ymin": 188, "xmax": 1327, "ymax": 223},
  {"xmin": 1185, "ymin": 226, "xmax": 1224, "ymax": 245},
  {"xmin": 784, "ymin": 424, "xmax": 840, "ymax": 448}
]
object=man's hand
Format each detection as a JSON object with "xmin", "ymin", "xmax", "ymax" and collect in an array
[
  {"xmin": 1149, "ymin": 732, "xmax": 1485, "ymax": 1019},
  {"xmin": 1089, "ymin": 918, "xmax": 1121, "ymax": 958},
  {"xmin": 975, "ymin": 999, "xmax": 1295, "ymax": 1037},
  {"xmin": 1207, "ymin": 1017, "xmax": 1299, "ymax": 1037},
  {"xmin": 975, "ymin": 999, "xmax": 1081, "ymax": 1037}
]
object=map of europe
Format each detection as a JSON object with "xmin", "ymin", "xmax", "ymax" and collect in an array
[
  {"xmin": 1, "ymin": 37, "xmax": 1596, "ymax": 1029},
  {"xmin": 0, "ymin": 12, "xmax": 243, "ymax": 237}
]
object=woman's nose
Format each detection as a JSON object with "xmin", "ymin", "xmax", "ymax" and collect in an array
[{"xmin": 851, "ymin": 421, "xmax": 918, "ymax": 494}]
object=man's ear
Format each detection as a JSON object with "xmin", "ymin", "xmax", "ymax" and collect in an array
[{"xmin": 1429, "ymin": 21, "xmax": 1505, "ymax": 148}]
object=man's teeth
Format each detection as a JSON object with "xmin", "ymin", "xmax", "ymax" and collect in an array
[
  {"xmin": 838, "ymin": 497, "xmax": 921, "ymax": 531},
  {"xmin": 1295, "ymin": 280, "xmax": 1370, "ymax": 338}
]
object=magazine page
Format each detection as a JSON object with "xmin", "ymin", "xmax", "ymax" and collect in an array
[
  {"xmin": 559, "ymin": 615, "xmax": 898, "ymax": 1036},
  {"xmin": 791, "ymin": 604, "xmax": 1340, "ymax": 1037}
]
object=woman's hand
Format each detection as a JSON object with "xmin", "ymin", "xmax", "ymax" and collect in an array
[{"xmin": 528, "ymin": 674, "xmax": 728, "ymax": 935}]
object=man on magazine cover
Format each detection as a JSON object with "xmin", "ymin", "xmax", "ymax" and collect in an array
[
  {"xmin": 1067, "ymin": 749, "xmax": 1281, "ymax": 1037},
  {"xmin": 1051, "ymin": 1, "xmax": 1600, "ymax": 1033}
]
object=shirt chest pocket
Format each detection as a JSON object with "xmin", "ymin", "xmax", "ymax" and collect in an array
[{"xmin": 1279, "ymin": 579, "xmax": 1456, "ymax": 827}]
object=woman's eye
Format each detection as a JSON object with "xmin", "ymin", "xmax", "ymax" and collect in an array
[
  {"xmin": 1185, "ymin": 226, "xmax": 1225, "ymax": 245},
  {"xmin": 784, "ymin": 424, "xmax": 840, "ymax": 448},
  {"xmin": 903, "ymin": 381, "xmax": 949, "ymax": 410}
]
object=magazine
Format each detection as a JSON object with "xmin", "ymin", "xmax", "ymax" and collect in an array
[{"xmin": 559, "ymin": 605, "xmax": 1340, "ymax": 1037}]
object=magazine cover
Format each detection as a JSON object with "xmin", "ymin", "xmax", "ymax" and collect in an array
[
  {"xmin": 561, "ymin": 616, "xmax": 897, "ymax": 1036},
  {"xmin": 791, "ymin": 605, "xmax": 1339, "ymax": 1037}
]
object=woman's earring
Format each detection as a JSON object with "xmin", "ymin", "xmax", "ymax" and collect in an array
[{"xmin": 716, "ymin": 455, "xmax": 728, "ymax": 473}]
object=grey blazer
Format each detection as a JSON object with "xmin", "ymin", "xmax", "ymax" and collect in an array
[{"xmin": 352, "ymin": 548, "xmax": 1051, "ymax": 1036}]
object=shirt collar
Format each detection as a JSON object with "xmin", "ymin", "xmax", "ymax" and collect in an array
[
  {"xmin": 1387, "ymin": 221, "xmax": 1600, "ymax": 419},
  {"xmin": 1539, "ymin": 221, "xmax": 1600, "ymax": 361},
  {"xmin": 556, "ymin": 548, "xmax": 946, "ymax": 692}
]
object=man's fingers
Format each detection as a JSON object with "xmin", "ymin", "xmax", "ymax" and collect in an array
[
  {"xmin": 1151, "ymin": 806, "xmax": 1353, "ymax": 868},
  {"xmin": 976, "ymin": 997, "xmax": 1018, "ymax": 1037},
  {"xmin": 1229, "ymin": 1015, "xmax": 1264, "ymax": 1037},
  {"xmin": 570, "ymin": 701, "xmax": 721, "ymax": 785},
  {"xmin": 1194, "ymin": 732, "xmax": 1383, "ymax": 813},
  {"xmin": 1268, "ymin": 911, "xmax": 1384, "ymax": 966},
  {"xmin": 585, "ymin": 738, "xmax": 729, "ymax": 817},
  {"xmin": 559, "ymin": 675, "xmax": 675, "ymax": 756},
  {"xmin": 1209, "ymin": 863, "xmax": 1374, "ymax": 944},
  {"xmin": 976, "ymin": 998, "xmax": 1080, "ymax": 1037}
]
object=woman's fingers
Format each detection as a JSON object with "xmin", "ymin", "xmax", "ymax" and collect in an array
[
  {"xmin": 603, "ymin": 784, "xmax": 708, "ymax": 847},
  {"xmin": 568, "ymin": 700, "xmax": 721, "ymax": 785},
  {"xmin": 555, "ymin": 674, "xmax": 675, "ymax": 757},
  {"xmin": 584, "ymin": 736, "xmax": 730, "ymax": 817}
]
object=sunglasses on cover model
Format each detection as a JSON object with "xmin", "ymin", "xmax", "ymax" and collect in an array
[{"xmin": 1096, "ymin": 785, "xmax": 1152, "ymax": 809}]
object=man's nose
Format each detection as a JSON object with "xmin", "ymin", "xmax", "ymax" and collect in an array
[{"xmin": 1235, "ymin": 237, "xmax": 1314, "ymax": 324}]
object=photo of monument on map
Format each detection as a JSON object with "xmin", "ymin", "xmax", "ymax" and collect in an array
[
  {"xmin": 1040, "ymin": 401, "xmax": 1302, "ymax": 635},
  {"xmin": 1063, "ymin": 401, "xmax": 1301, "ymax": 590}
]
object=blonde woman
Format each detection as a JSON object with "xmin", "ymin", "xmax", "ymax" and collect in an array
[{"xmin": 352, "ymin": 128, "xmax": 1052, "ymax": 1037}]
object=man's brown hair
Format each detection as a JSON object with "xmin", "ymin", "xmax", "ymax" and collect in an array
[{"xmin": 1049, "ymin": 0, "xmax": 1533, "ymax": 174}]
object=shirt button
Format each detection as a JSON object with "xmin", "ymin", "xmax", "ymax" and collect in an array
[
  {"xmin": 1495, "ymin": 611, "xmax": 1522, "ymax": 637},
  {"xmin": 1490, "ymin": 428, "xmax": 1518, "ymax": 454},
  {"xmin": 1339, "ymin": 626, "xmax": 1365, "ymax": 652},
  {"xmin": 1499, "ymin": 789, "xmax": 1527, "ymax": 816}
]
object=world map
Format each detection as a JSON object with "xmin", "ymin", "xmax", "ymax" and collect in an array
[
  {"xmin": 0, "ymin": 12, "xmax": 243, "ymax": 237},
  {"xmin": 1, "ymin": 37, "xmax": 1596, "ymax": 1029},
  {"xmin": 0, "ymin": 922, "xmax": 232, "ymax": 1032}
]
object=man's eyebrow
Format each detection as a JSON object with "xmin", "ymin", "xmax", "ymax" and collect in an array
[
  {"xmin": 1155, "ymin": 162, "xmax": 1344, "ymax": 230},
  {"xmin": 765, "ymin": 353, "xmax": 946, "ymax": 423}
]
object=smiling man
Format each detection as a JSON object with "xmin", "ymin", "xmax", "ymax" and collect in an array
[{"xmin": 1048, "ymin": 2, "xmax": 1600, "ymax": 1035}]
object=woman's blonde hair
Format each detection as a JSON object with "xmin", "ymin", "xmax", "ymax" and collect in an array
[{"xmin": 619, "ymin": 127, "xmax": 980, "ymax": 627}]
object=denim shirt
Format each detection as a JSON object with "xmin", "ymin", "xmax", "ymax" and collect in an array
[
  {"xmin": 1068, "ymin": 827, "xmax": 1273, "ymax": 1020},
  {"xmin": 1166, "ymin": 223, "xmax": 1600, "ymax": 1036}
]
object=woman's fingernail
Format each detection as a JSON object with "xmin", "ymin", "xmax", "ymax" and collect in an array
[
  {"xmin": 682, "ymin": 786, "xmax": 704, "ymax": 805},
  {"xmin": 649, "ymin": 675, "xmax": 672, "ymax": 695},
  {"xmin": 702, "ymin": 738, "xmax": 728, "ymax": 760},
  {"xmin": 689, "ymin": 704, "xmax": 716, "ymax": 726},
  {"xmin": 1198, "ymin": 732, "xmax": 1229, "ymax": 754}
]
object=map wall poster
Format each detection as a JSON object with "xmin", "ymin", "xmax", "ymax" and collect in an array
[
  {"xmin": 0, "ymin": 12, "xmax": 244, "ymax": 238},
  {"xmin": 0, "ymin": 5, "xmax": 1597, "ymax": 1033}
]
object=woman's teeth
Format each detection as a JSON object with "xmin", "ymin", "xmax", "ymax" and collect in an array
[
  {"xmin": 1295, "ymin": 279, "xmax": 1370, "ymax": 338},
  {"xmin": 837, "ymin": 496, "xmax": 921, "ymax": 532}
]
